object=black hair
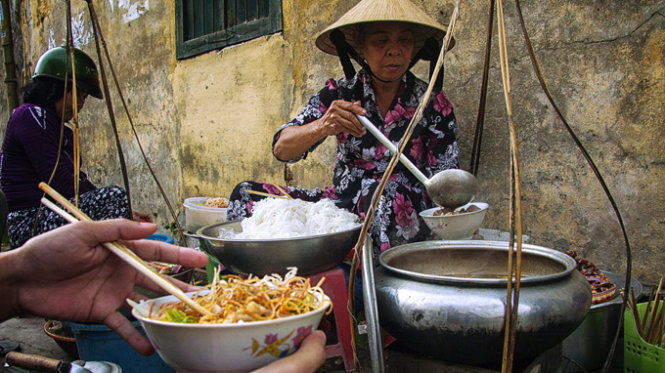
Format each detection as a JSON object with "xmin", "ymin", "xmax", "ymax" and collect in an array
[{"xmin": 21, "ymin": 77, "xmax": 69, "ymax": 110}]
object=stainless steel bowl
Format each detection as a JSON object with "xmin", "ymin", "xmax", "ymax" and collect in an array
[{"xmin": 197, "ymin": 221, "xmax": 362, "ymax": 276}]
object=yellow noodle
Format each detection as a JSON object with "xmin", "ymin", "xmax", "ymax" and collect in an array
[{"xmin": 150, "ymin": 268, "xmax": 330, "ymax": 324}]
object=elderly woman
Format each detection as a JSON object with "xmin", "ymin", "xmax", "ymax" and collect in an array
[
  {"xmin": 228, "ymin": 0, "xmax": 458, "ymax": 257},
  {"xmin": 0, "ymin": 47, "xmax": 151, "ymax": 248}
]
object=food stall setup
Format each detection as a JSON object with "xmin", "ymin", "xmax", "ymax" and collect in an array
[
  {"xmin": 307, "ymin": 0, "xmax": 635, "ymax": 372},
  {"xmin": 2, "ymin": 1, "xmax": 649, "ymax": 373},
  {"xmin": 181, "ymin": 1, "xmax": 636, "ymax": 371}
]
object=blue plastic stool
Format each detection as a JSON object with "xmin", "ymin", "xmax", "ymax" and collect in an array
[
  {"xmin": 68, "ymin": 321, "xmax": 173, "ymax": 373},
  {"xmin": 146, "ymin": 233, "xmax": 175, "ymax": 244}
]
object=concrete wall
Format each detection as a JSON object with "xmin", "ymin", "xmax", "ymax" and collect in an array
[{"xmin": 0, "ymin": 1, "xmax": 663, "ymax": 285}]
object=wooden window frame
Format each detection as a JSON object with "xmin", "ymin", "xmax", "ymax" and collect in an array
[{"xmin": 175, "ymin": 0, "xmax": 283, "ymax": 60}]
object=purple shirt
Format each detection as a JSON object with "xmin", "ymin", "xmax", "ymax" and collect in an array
[{"xmin": 0, "ymin": 103, "xmax": 96, "ymax": 212}]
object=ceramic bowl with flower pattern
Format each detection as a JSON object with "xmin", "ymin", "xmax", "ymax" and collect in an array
[{"xmin": 132, "ymin": 292, "xmax": 330, "ymax": 373}]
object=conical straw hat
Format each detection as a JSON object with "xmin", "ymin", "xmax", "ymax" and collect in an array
[{"xmin": 315, "ymin": 0, "xmax": 450, "ymax": 56}]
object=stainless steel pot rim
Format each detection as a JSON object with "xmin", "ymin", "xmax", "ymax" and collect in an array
[
  {"xmin": 196, "ymin": 220, "xmax": 363, "ymax": 243},
  {"xmin": 378, "ymin": 240, "xmax": 577, "ymax": 286}
]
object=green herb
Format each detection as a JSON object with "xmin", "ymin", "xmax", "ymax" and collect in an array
[{"xmin": 164, "ymin": 308, "xmax": 197, "ymax": 323}]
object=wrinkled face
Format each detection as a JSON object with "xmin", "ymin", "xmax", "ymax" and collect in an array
[
  {"xmin": 56, "ymin": 89, "xmax": 88, "ymax": 122},
  {"xmin": 358, "ymin": 21, "xmax": 416, "ymax": 83}
]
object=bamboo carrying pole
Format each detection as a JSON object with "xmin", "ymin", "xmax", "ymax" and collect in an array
[
  {"xmin": 38, "ymin": 182, "xmax": 212, "ymax": 317},
  {"xmin": 495, "ymin": 1, "xmax": 524, "ymax": 371}
]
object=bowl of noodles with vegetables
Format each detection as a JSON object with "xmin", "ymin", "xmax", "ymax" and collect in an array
[
  {"xmin": 197, "ymin": 198, "xmax": 362, "ymax": 276},
  {"xmin": 131, "ymin": 268, "xmax": 331, "ymax": 373}
]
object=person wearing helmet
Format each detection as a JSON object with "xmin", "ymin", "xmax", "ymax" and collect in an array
[
  {"xmin": 0, "ymin": 46, "xmax": 152, "ymax": 249},
  {"xmin": 227, "ymin": 0, "xmax": 459, "ymax": 257}
]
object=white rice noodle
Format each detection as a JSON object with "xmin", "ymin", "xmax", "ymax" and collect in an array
[{"xmin": 220, "ymin": 198, "xmax": 360, "ymax": 239}]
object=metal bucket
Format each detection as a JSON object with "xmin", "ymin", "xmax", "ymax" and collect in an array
[{"xmin": 374, "ymin": 240, "xmax": 592, "ymax": 370}]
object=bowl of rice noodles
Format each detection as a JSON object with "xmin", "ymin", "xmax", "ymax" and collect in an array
[
  {"xmin": 131, "ymin": 268, "xmax": 331, "ymax": 373},
  {"xmin": 197, "ymin": 198, "xmax": 362, "ymax": 276}
]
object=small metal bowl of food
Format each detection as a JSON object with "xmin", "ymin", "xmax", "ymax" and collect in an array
[
  {"xmin": 183, "ymin": 197, "xmax": 229, "ymax": 233},
  {"xmin": 419, "ymin": 202, "xmax": 489, "ymax": 240},
  {"xmin": 196, "ymin": 220, "xmax": 362, "ymax": 276}
]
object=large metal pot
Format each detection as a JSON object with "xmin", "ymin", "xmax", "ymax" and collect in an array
[{"xmin": 374, "ymin": 240, "xmax": 592, "ymax": 369}]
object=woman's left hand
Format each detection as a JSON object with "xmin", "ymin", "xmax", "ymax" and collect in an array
[{"xmin": 132, "ymin": 210, "xmax": 153, "ymax": 222}]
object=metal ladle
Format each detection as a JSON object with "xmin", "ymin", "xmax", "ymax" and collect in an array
[{"xmin": 356, "ymin": 114, "xmax": 478, "ymax": 209}]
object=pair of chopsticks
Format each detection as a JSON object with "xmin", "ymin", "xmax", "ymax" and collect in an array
[
  {"xmin": 245, "ymin": 185, "xmax": 294, "ymax": 200},
  {"xmin": 38, "ymin": 182, "xmax": 212, "ymax": 317}
]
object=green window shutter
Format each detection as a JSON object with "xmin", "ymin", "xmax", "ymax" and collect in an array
[{"xmin": 176, "ymin": 0, "xmax": 283, "ymax": 60}]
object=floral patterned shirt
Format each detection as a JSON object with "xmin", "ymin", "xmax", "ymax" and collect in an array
[{"xmin": 270, "ymin": 69, "xmax": 459, "ymax": 251}]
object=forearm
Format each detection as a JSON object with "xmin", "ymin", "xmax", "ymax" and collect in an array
[
  {"xmin": 273, "ymin": 120, "xmax": 329, "ymax": 161},
  {"xmin": 0, "ymin": 250, "xmax": 24, "ymax": 322}
]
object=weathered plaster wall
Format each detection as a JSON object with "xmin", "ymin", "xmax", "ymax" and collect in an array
[
  {"xmin": 174, "ymin": 35, "xmax": 294, "ymax": 195},
  {"xmin": 0, "ymin": 1, "xmax": 663, "ymax": 285},
  {"xmin": 441, "ymin": 1, "xmax": 665, "ymax": 284}
]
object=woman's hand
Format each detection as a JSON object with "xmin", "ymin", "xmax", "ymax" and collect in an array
[
  {"xmin": 273, "ymin": 100, "xmax": 367, "ymax": 161},
  {"xmin": 317, "ymin": 100, "xmax": 367, "ymax": 138},
  {"xmin": 132, "ymin": 210, "xmax": 153, "ymax": 222},
  {"xmin": 1, "ymin": 219, "xmax": 208, "ymax": 355},
  {"xmin": 252, "ymin": 330, "xmax": 327, "ymax": 373}
]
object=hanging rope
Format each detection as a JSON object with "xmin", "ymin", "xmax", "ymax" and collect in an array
[
  {"xmin": 84, "ymin": 0, "xmax": 186, "ymax": 244},
  {"xmin": 34, "ymin": 1, "xmax": 77, "ymax": 237},
  {"xmin": 511, "ymin": 1, "xmax": 632, "ymax": 371},
  {"xmin": 64, "ymin": 1, "xmax": 81, "ymax": 208},
  {"xmin": 86, "ymin": 1, "xmax": 133, "ymax": 215},
  {"xmin": 468, "ymin": 1, "xmax": 634, "ymax": 369},
  {"xmin": 470, "ymin": 0, "xmax": 495, "ymax": 176},
  {"xmin": 346, "ymin": 3, "xmax": 460, "ymax": 369},
  {"xmin": 494, "ymin": 1, "xmax": 524, "ymax": 371}
]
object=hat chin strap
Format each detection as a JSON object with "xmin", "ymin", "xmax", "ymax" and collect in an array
[{"xmin": 329, "ymin": 30, "xmax": 443, "ymax": 90}]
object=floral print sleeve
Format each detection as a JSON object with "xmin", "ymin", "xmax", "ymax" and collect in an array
[{"xmin": 419, "ymin": 90, "xmax": 460, "ymax": 177}]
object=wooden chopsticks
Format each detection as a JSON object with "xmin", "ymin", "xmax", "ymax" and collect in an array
[
  {"xmin": 245, "ymin": 189, "xmax": 291, "ymax": 200},
  {"xmin": 627, "ymin": 277, "xmax": 665, "ymax": 345},
  {"xmin": 38, "ymin": 182, "xmax": 212, "ymax": 317},
  {"xmin": 244, "ymin": 185, "xmax": 294, "ymax": 200},
  {"xmin": 273, "ymin": 185, "xmax": 294, "ymax": 199}
]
